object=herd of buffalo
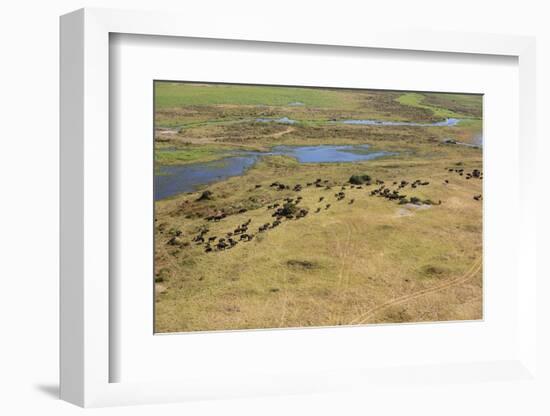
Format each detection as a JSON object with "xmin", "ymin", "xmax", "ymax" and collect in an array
[{"xmin": 158, "ymin": 167, "xmax": 483, "ymax": 254}]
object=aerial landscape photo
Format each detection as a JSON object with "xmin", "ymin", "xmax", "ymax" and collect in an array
[{"xmin": 154, "ymin": 81, "xmax": 483, "ymax": 333}]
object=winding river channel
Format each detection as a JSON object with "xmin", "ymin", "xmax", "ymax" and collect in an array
[{"xmin": 155, "ymin": 118, "xmax": 477, "ymax": 201}]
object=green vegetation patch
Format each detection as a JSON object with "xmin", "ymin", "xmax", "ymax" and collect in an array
[
  {"xmin": 155, "ymin": 145, "xmax": 228, "ymax": 165},
  {"xmin": 155, "ymin": 82, "xmax": 351, "ymax": 109},
  {"xmin": 349, "ymin": 174, "xmax": 372, "ymax": 185},
  {"xmin": 396, "ymin": 92, "xmax": 462, "ymax": 119},
  {"xmin": 423, "ymin": 93, "xmax": 482, "ymax": 118}
]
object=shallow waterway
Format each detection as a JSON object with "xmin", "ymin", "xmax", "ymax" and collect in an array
[
  {"xmin": 155, "ymin": 117, "xmax": 477, "ymax": 200},
  {"xmin": 155, "ymin": 144, "xmax": 396, "ymax": 200},
  {"xmin": 336, "ymin": 117, "xmax": 461, "ymax": 127}
]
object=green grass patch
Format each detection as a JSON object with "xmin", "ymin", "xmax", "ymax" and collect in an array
[
  {"xmin": 155, "ymin": 81, "xmax": 352, "ymax": 109},
  {"xmin": 155, "ymin": 145, "xmax": 228, "ymax": 165},
  {"xmin": 396, "ymin": 92, "xmax": 463, "ymax": 119}
]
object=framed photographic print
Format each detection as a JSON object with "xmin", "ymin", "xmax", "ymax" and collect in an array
[{"xmin": 60, "ymin": 8, "xmax": 540, "ymax": 409}]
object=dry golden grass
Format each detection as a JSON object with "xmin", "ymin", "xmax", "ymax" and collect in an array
[{"xmin": 153, "ymin": 83, "xmax": 482, "ymax": 333}]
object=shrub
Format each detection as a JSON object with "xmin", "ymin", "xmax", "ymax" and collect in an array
[
  {"xmin": 349, "ymin": 174, "xmax": 372, "ymax": 185},
  {"xmin": 280, "ymin": 202, "xmax": 298, "ymax": 216}
]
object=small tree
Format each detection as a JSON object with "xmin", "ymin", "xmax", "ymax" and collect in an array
[
  {"xmin": 280, "ymin": 202, "xmax": 298, "ymax": 216},
  {"xmin": 349, "ymin": 174, "xmax": 372, "ymax": 185}
]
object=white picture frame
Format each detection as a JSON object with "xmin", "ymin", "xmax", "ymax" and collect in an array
[{"xmin": 60, "ymin": 8, "xmax": 538, "ymax": 408}]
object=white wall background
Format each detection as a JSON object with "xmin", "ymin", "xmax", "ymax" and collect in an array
[{"xmin": 0, "ymin": 1, "xmax": 548, "ymax": 415}]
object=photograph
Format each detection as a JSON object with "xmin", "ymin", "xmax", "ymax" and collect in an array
[{"xmin": 154, "ymin": 81, "xmax": 483, "ymax": 333}]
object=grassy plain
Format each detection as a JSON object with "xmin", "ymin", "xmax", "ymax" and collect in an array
[{"xmin": 154, "ymin": 82, "xmax": 483, "ymax": 332}]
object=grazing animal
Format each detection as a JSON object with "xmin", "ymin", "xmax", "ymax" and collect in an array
[
  {"xmin": 197, "ymin": 190, "xmax": 213, "ymax": 201},
  {"xmin": 207, "ymin": 213, "xmax": 226, "ymax": 222},
  {"xmin": 473, "ymin": 194, "xmax": 482, "ymax": 201},
  {"xmin": 335, "ymin": 191, "xmax": 345, "ymax": 201},
  {"xmin": 319, "ymin": 196, "xmax": 324, "ymax": 202},
  {"xmin": 325, "ymin": 204, "xmax": 331, "ymax": 210},
  {"xmin": 240, "ymin": 233, "xmax": 254, "ymax": 241},
  {"xmin": 315, "ymin": 207, "xmax": 321, "ymax": 213},
  {"xmin": 296, "ymin": 209, "xmax": 309, "ymax": 219},
  {"xmin": 349, "ymin": 199, "xmax": 355, "ymax": 204}
]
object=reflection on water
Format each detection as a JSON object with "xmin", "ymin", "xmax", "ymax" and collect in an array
[
  {"xmin": 255, "ymin": 117, "xmax": 297, "ymax": 124},
  {"xmin": 337, "ymin": 118, "xmax": 461, "ymax": 127},
  {"xmin": 270, "ymin": 145, "xmax": 395, "ymax": 163},
  {"xmin": 156, "ymin": 156, "xmax": 259, "ymax": 200}
]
